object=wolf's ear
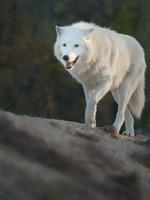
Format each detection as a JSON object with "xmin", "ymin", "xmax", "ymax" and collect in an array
[
  {"xmin": 55, "ymin": 26, "xmax": 64, "ymax": 36},
  {"xmin": 82, "ymin": 28, "xmax": 94, "ymax": 36}
]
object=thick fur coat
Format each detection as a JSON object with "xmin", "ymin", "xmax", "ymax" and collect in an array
[{"xmin": 54, "ymin": 22, "xmax": 146, "ymax": 136}]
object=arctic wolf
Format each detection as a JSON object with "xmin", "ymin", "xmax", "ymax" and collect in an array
[{"xmin": 54, "ymin": 22, "xmax": 146, "ymax": 137}]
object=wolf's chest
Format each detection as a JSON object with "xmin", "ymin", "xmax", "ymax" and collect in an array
[
  {"xmin": 70, "ymin": 65, "xmax": 110, "ymax": 89},
  {"xmin": 78, "ymin": 72, "xmax": 101, "ymax": 91}
]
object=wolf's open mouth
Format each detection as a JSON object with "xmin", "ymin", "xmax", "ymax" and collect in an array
[{"xmin": 66, "ymin": 56, "xmax": 79, "ymax": 69}]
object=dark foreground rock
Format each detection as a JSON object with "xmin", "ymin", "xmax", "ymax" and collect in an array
[{"xmin": 0, "ymin": 111, "xmax": 150, "ymax": 200}]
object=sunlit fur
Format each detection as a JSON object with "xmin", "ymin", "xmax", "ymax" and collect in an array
[{"xmin": 54, "ymin": 21, "xmax": 146, "ymax": 136}]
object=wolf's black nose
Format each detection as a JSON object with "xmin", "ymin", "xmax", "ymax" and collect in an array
[{"xmin": 63, "ymin": 55, "xmax": 69, "ymax": 61}]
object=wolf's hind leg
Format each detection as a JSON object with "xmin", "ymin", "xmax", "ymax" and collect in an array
[
  {"xmin": 113, "ymin": 84, "xmax": 134, "ymax": 134},
  {"xmin": 123, "ymin": 107, "xmax": 134, "ymax": 136}
]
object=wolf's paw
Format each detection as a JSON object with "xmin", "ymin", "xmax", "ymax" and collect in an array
[
  {"xmin": 85, "ymin": 119, "xmax": 96, "ymax": 128},
  {"xmin": 122, "ymin": 130, "xmax": 135, "ymax": 137},
  {"xmin": 103, "ymin": 125, "xmax": 121, "ymax": 139},
  {"xmin": 91, "ymin": 122, "xmax": 96, "ymax": 128}
]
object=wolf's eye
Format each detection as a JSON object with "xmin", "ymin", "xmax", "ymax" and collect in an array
[
  {"xmin": 63, "ymin": 43, "xmax": 66, "ymax": 47},
  {"xmin": 74, "ymin": 44, "xmax": 79, "ymax": 48}
]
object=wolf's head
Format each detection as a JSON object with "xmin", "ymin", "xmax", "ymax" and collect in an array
[{"xmin": 54, "ymin": 26, "xmax": 94, "ymax": 70}]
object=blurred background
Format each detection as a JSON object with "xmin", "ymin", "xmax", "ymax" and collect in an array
[{"xmin": 0, "ymin": 0, "xmax": 149, "ymax": 133}]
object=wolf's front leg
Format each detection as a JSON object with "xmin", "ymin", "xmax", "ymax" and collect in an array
[
  {"xmin": 82, "ymin": 84, "xmax": 90, "ymax": 104},
  {"xmin": 85, "ymin": 80, "xmax": 112, "ymax": 128},
  {"xmin": 85, "ymin": 97, "xmax": 97, "ymax": 127},
  {"xmin": 82, "ymin": 84, "xmax": 96, "ymax": 127}
]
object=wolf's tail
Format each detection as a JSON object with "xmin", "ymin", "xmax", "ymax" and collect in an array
[{"xmin": 129, "ymin": 78, "xmax": 145, "ymax": 119}]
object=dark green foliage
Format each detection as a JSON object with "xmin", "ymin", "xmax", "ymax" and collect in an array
[{"xmin": 0, "ymin": 0, "xmax": 149, "ymax": 131}]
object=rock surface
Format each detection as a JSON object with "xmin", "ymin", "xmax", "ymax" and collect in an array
[{"xmin": 0, "ymin": 111, "xmax": 150, "ymax": 200}]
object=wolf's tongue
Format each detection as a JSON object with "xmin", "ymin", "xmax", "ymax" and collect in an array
[
  {"xmin": 66, "ymin": 62, "xmax": 72, "ymax": 69},
  {"xmin": 65, "ymin": 56, "xmax": 79, "ymax": 69}
]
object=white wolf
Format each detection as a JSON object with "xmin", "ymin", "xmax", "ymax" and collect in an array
[{"xmin": 54, "ymin": 21, "xmax": 146, "ymax": 137}]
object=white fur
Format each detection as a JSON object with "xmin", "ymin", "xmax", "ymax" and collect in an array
[{"xmin": 54, "ymin": 21, "xmax": 146, "ymax": 136}]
